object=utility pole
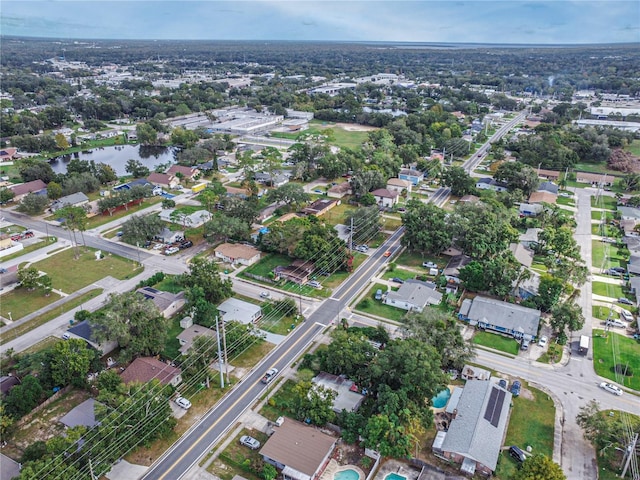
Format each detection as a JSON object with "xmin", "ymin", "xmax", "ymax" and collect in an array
[
  {"xmin": 215, "ymin": 316, "xmax": 224, "ymax": 389},
  {"xmin": 620, "ymin": 432, "xmax": 638, "ymax": 478},
  {"xmin": 349, "ymin": 217, "xmax": 354, "ymax": 252},
  {"xmin": 222, "ymin": 318, "xmax": 229, "ymax": 384}
]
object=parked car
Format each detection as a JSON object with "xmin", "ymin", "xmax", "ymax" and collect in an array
[
  {"xmin": 355, "ymin": 245, "xmax": 369, "ymax": 253},
  {"xmin": 179, "ymin": 240, "xmax": 193, "ymax": 249},
  {"xmin": 240, "ymin": 435, "xmax": 261, "ymax": 450},
  {"xmin": 607, "ymin": 319, "xmax": 628, "ymax": 329},
  {"xmin": 23, "ymin": 231, "xmax": 34, "ymax": 239},
  {"xmin": 261, "ymin": 368, "xmax": 279, "ymax": 384},
  {"xmin": 618, "ymin": 298, "xmax": 634, "ymax": 305},
  {"xmin": 611, "ymin": 267, "xmax": 626, "ymax": 274},
  {"xmin": 538, "ymin": 336, "xmax": 548, "ymax": 348},
  {"xmin": 307, "ymin": 280, "xmax": 322, "ymax": 289},
  {"xmin": 0, "ymin": 268, "xmax": 7, "ymax": 274},
  {"xmin": 510, "ymin": 380, "xmax": 521, "ymax": 397},
  {"xmin": 604, "ymin": 269, "xmax": 621, "ymax": 276},
  {"xmin": 175, "ymin": 396, "xmax": 192, "ymax": 409},
  {"xmin": 116, "ymin": 231, "xmax": 124, "ymax": 237},
  {"xmin": 422, "ymin": 261, "xmax": 438, "ymax": 268},
  {"xmin": 259, "ymin": 291, "xmax": 271, "ymax": 299},
  {"xmin": 600, "ymin": 382, "xmax": 623, "ymax": 396},
  {"xmin": 509, "ymin": 445, "xmax": 527, "ymax": 463},
  {"xmin": 391, "ymin": 277, "xmax": 405, "ymax": 284},
  {"xmin": 165, "ymin": 247, "xmax": 179, "ymax": 255},
  {"xmin": 498, "ymin": 379, "xmax": 508, "ymax": 390},
  {"xmin": 375, "ymin": 289, "xmax": 383, "ymax": 300}
]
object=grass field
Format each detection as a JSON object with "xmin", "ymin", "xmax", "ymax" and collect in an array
[
  {"xmin": 0, "ymin": 288, "xmax": 63, "ymax": 321},
  {"xmin": 627, "ymin": 139, "xmax": 640, "ymax": 157},
  {"xmin": 592, "ymin": 281, "xmax": 624, "ymax": 299},
  {"xmin": 556, "ymin": 196, "xmax": 575, "ymax": 207},
  {"xmin": 208, "ymin": 428, "xmax": 269, "ymax": 480},
  {"xmin": 591, "ymin": 240, "xmax": 629, "ymax": 269},
  {"xmin": 472, "ymin": 331, "xmax": 519, "ymax": 355},
  {"xmin": 354, "ymin": 283, "xmax": 407, "ymax": 322},
  {"xmin": 591, "ymin": 210, "xmax": 615, "ymax": 221},
  {"xmin": 381, "ymin": 268, "xmax": 418, "ymax": 282},
  {"xmin": 591, "ymin": 196, "xmax": 619, "ymax": 210},
  {"xmin": 591, "ymin": 223, "xmax": 622, "ymax": 237},
  {"xmin": 270, "ymin": 120, "xmax": 373, "ymax": 150},
  {"xmin": 84, "ymin": 197, "xmax": 163, "ymax": 229},
  {"xmin": 395, "ymin": 250, "xmax": 443, "ymax": 269},
  {"xmin": 495, "ymin": 384, "xmax": 555, "ymax": 479},
  {"xmin": 33, "ymin": 247, "xmax": 140, "ymax": 293},
  {"xmin": 592, "ymin": 329, "xmax": 640, "ymax": 390},
  {"xmin": 593, "ymin": 305, "xmax": 615, "ymax": 321},
  {"xmin": 241, "ymin": 253, "xmax": 290, "ymax": 278}
]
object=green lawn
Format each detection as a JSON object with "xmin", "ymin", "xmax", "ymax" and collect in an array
[
  {"xmin": 626, "ymin": 139, "xmax": 640, "ymax": 156},
  {"xmin": 381, "ymin": 269, "xmax": 417, "ymax": 282},
  {"xmin": 472, "ymin": 331, "xmax": 519, "ymax": 355},
  {"xmin": 354, "ymin": 283, "xmax": 407, "ymax": 322},
  {"xmin": 574, "ymin": 162, "xmax": 623, "ymax": 176},
  {"xmin": 209, "ymin": 428, "xmax": 269, "ymax": 480},
  {"xmin": 241, "ymin": 253, "xmax": 290, "ymax": 278},
  {"xmin": 495, "ymin": 384, "xmax": 555, "ymax": 479},
  {"xmin": 556, "ymin": 196, "xmax": 575, "ymax": 207},
  {"xmin": 33, "ymin": 247, "xmax": 141, "ymax": 293},
  {"xmin": 259, "ymin": 379, "xmax": 297, "ymax": 421},
  {"xmin": 591, "ymin": 240, "xmax": 629, "ymax": 269},
  {"xmin": 163, "ymin": 316, "xmax": 184, "ymax": 360},
  {"xmin": 591, "ymin": 210, "xmax": 615, "ymax": 221},
  {"xmin": 271, "ymin": 120, "xmax": 372, "ymax": 150},
  {"xmin": 591, "ymin": 196, "xmax": 619, "ymax": 210},
  {"xmin": 591, "ymin": 223, "xmax": 622, "ymax": 238},
  {"xmin": 593, "ymin": 305, "xmax": 615, "ymax": 321},
  {"xmin": 592, "ymin": 281, "xmax": 624, "ymax": 299},
  {"xmin": 154, "ymin": 275, "xmax": 184, "ymax": 293},
  {"xmin": 396, "ymin": 250, "xmax": 443, "ymax": 269},
  {"xmin": 592, "ymin": 329, "xmax": 640, "ymax": 390},
  {"xmin": 0, "ymin": 288, "xmax": 63, "ymax": 321}
]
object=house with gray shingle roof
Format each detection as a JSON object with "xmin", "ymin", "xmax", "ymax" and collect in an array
[
  {"xmin": 438, "ymin": 380, "xmax": 512, "ymax": 475},
  {"xmin": 458, "ymin": 296, "xmax": 540, "ymax": 341},
  {"xmin": 383, "ymin": 279, "xmax": 442, "ymax": 312}
]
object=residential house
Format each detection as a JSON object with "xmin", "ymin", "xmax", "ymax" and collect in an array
[
  {"xmin": 196, "ymin": 160, "xmax": 216, "ymax": 172},
  {"xmin": 537, "ymin": 181, "xmax": 559, "ymax": 195},
  {"xmin": 159, "ymin": 209, "xmax": 212, "ymax": 228},
  {"xmin": 627, "ymin": 254, "xmax": 640, "ymax": 275},
  {"xmin": 9, "ymin": 179, "xmax": 47, "ymax": 202},
  {"xmin": 576, "ymin": 172, "xmax": 613, "ymax": 186},
  {"xmin": 386, "ymin": 178, "xmax": 412, "ymax": 194},
  {"xmin": 475, "ymin": 177, "xmax": 508, "ymax": 192},
  {"xmin": 620, "ymin": 219, "xmax": 637, "ymax": 237},
  {"xmin": 527, "ymin": 191, "xmax": 557, "ymax": 205},
  {"xmin": 136, "ymin": 287, "xmax": 186, "ymax": 318},
  {"xmin": 312, "ymin": 372, "xmax": 365, "ymax": 413},
  {"xmin": 214, "ymin": 243, "xmax": 262, "ymax": 266},
  {"xmin": 327, "ymin": 182, "xmax": 352, "ymax": 199},
  {"xmin": 437, "ymin": 380, "xmax": 512, "ymax": 475},
  {"xmin": 50, "ymin": 192, "xmax": 90, "ymax": 212},
  {"xmin": 371, "ymin": 188, "xmax": 399, "ymax": 208},
  {"xmin": 443, "ymin": 254, "xmax": 472, "ymax": 282},
  {"xmin": 513, "ymin": 273, "xmax": 541, "ymax": 300},
  {"xmin": 519, "ymin": 228, "xmax": 542, "ymax": 248},
  {"xmin": 261, "ymin": 419, "xmax": 337, "ymax": 480},
  {"xmin": 518, "ymin": 202, "xmax": 544, "ymax": 217},
  {"xmin": 65, "ymin": 320, "xmax": 118, "ymax": 355},
  {"xmin": 275, "ymin": 259, "xmax": 316, "ymax": 285},
  {"xmin": 302, "ymin": 199, "xmax": 338, "ymax": 217},
  {"xmin": 398, "ymin": 168, "xmax": 424, "ymax": 186},
  {"xmin": 217, "ymin": 298, "xmax": 263, "ymax": 325},
  {"xmin": 225, "ymin": 186, "xmax": 250, "ymax": 198},
  {"xmin": 628, "ymin": 276, "xmax": 640, "ymax": 307},
  {"xmin": 536, "ymin": 169, "xmax": 560, "ymax": 181},
  {"xmin": 120, "ymin": 357, "xmax": 182, "ymax": 387},
  {"xmin": 257, "ymin": 204, "xmax": 278, "ymax": 223},
  {"xmin": 458, "ymin": 296, "xmax": 541, "ymax": 342},
  {"xmin": 383, "ymin": 279, "xmax": 443, "ymax": 312},
  {"xmin": 60, "ymin": 398, "xmax": 100, "ymax": 428},
  {"xmin": 177, "ymin": 325, "xmax": 217, "ymax": 355},
  {"xmin": 155, "ymin": 227, "xmax": 185, "ymax": 244},
  {"xmin": 0, "ymin": 147, "xmax": 19, "ymax": 162},
  {"xmin": 0, "ymin": 375, "xmax": 19, "ymax": 396},
  {"xmin": 509, "ymin": 243, "xmax": 534, "ymax": 267},
  {"xmin": 618, "ymin": 206, "xmax": 640, "ymax": 222},
  {"xmin": 147, "ymin": 172, "xmax": 179, "ymax": 189},
  {"xmin": 167, "ymin": 164, "xmax": 200, "ymax": 180},
  {"xmin": 254, "ymin": 172, "xmax": 289, "ymax": 187}
]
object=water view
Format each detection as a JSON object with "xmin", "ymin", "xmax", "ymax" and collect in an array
[{"xmin": 48, "ymin": 145, "xmax": 177, "ymax": 177}]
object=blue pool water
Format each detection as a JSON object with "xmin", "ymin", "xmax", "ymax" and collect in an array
[
  {"xmin": 385, "ymin": 474, "xmax": 407, "ymax": 480},
  {"xmin": 334, "ymin": 469, "xmax": 360, "ymax": 480},
  {"xmin": 431, "ymin": 388, "xmax": 451, "ymax": 408}
]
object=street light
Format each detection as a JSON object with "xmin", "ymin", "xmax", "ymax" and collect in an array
[{"xmin": 7, "ymin": 312, "xmax": 12, "ymax": 322}]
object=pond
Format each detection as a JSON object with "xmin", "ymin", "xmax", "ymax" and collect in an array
[{"xmin": 48, "ymin": 145, "xmax": 177, "ymax": 177}]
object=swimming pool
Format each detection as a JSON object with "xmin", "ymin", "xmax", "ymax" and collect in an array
[
  {"xmin": 385, "ymin": 473, "xmax": 407, "ymax": 480},
  {"xmin": 334, "ymin": 469, "xmax": 360, "ymax": 480},
  {"xmin": 431, "ymin": 388, "xmax": 451, "ymax": 408}
]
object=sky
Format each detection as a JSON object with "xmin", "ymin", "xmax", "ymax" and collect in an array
[{"xmin": 1, "ymin": 0, "xmax": 639, "ymax": 45}]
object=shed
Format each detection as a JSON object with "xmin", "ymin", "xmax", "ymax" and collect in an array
[{"xmin": 60, "ymin": 398, "xmax": 100, "ymax": 428}]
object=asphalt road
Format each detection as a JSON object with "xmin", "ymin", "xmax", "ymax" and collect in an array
[{"xmin": 141, "ymin": 228, "xmax": 406, "ymax": 480}]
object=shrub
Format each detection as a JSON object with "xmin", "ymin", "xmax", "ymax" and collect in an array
[{"xmin": 612, "ymin": 364, "xmax": 633, "ymax": 376}]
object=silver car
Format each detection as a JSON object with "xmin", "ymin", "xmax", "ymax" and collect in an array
[{"xmin": 240, "ymin": 435, "xmax": 261, "ymax": 450}]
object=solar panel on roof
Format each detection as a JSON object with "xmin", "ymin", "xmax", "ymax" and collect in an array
[{"xmin": 483, "ymin": 387, "xmax": 506, "ymax": 428}]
